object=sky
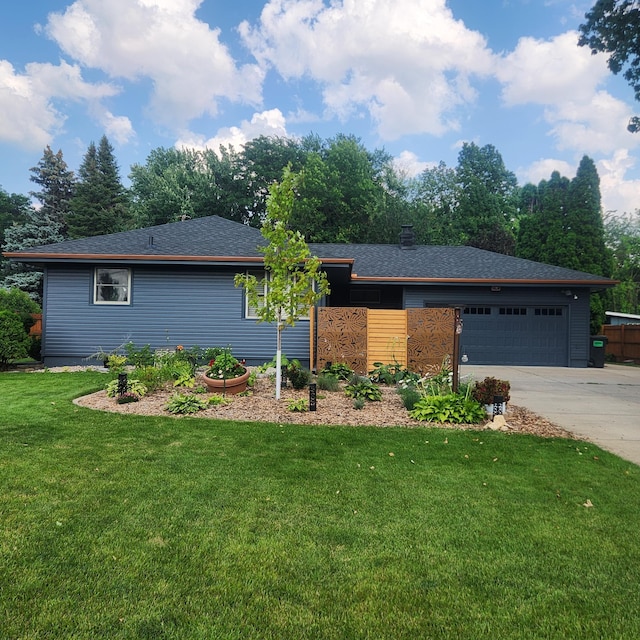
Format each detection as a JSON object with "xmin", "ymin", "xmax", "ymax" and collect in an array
[{"xmin": 1, "ymin": 0, "xmax": 639, "ymax": 216}]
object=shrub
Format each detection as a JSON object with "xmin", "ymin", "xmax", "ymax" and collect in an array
[
  {"xmin": 471, "ymin": 377, "xmax": 511, "ymax": 404},
  {"xmin": 397, "ymin": 386, "xmax": 421, "ymax": 411},
  {"xmin": 106, "ymin": 354, "xmax": 127, "ymax": 373},
  {"xmin": 320, "ymin": 362, "xmax": 353, "ymax": 381},
  {"xmin": 316, "ymin": 373, "xmax": 340, "ymax": 392},
  {"xmin": 207, "ymin": 394, "xmax": 231, "ymax": 406},
  {"xmin": 131, "ymin": 365, "xmax": 165, "ymax": 393},
  {"xmin": 344, "ymin": 376, "xmax": 382, "ymax": 402},
  {"xmin": 409, "ymin": 393, "xmax": 486, "ymax": 423},
  {"xmin": 124, "ymin": 342, "xmax": 154, "ymax": 367},
  {"xmin": 286, "ymin": 359, "xmax": 312, "ymax": 389},
  {"xmin": 0, "ymin": 310, "xmax": 31, "ymax": 369},
  {"xmin": 165, "ymin": 393, "xmax": 207, "ymax": 415}
]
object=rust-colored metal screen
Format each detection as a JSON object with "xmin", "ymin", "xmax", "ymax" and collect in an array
[
  {"xmin": 316, "ymin": 307, "xmax": 454, "ymax": 376},
  {"xmin": 407, "ymin": 308, "xmax": 455, "ymax": 375},
  {"xmin": 316, "ymin": 307, "xmax": 368, "ymax": 374}
]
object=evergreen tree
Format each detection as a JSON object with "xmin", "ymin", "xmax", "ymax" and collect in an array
[
  {"xmin": 29, "ymin": 146, "xmax": 75, "ymax": 234},
  {"xmin": 517, "ymin": 157, "xmax": 612, "ymax": 333},
  {"xmin": 0, "ymin": 186, "xmax": 32, "ymax": 274},
  {"xmin": 1, "ymin": 147, "xmax": 75, "ymax": 301},
  {"xmin": 67, "ymin": 136, "xmax": 130, "ymax": 238}
]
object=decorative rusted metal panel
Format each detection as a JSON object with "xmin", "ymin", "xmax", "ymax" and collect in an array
[
  {"xmin": 316, "ymin": 307, "xmax": 368, "ymax": 374},
  {"xmin": 407, "ymin": 308, "xmax": 455, "ymax": 375}
]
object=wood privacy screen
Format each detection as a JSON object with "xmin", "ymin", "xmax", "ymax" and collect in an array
[{"xmin": 316, "ymin": 307, "xmax": 455, "ymax": 375}]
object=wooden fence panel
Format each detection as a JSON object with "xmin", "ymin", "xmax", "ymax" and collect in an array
[
  {"xmin": 367, "ymin": 310, "xmax": 407, "ymax": 373},
  {"xmin": 603, "ymin": 324, "xmax": 640, "ymax": 361}
]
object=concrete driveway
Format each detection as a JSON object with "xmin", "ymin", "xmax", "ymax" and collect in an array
[{"xmin": 463, "ymin": 364, "xmax": 640, "ymax": 466}]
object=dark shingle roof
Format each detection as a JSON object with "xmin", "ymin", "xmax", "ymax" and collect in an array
[{"xmin": 5, "ymin": 214, "xmax": 616, "ymax": 286}]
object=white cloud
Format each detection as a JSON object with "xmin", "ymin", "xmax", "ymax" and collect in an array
[
  {"xmin": 176, "ymin": 108, "xmax": 289, "ymax": 152},
  {"xmin": 393, "ymin": 151, "xmax": 430, "ymax": 179},
  {"xmin": 45, "ymin": 0, "xmax": 264, "ymax": 128},
  {"xmin": 497, "ymin": 32, "xmax": 608, "ymax": 106},
  {"xmin": 598, "ymin": 150, "xmax": 640, "ymax": 215},
  {"xmin": 0, "ymin": 60, "xmax": 62, "ymax": 148},
  {"xmin": 0, "ymin": 58, "xmax": 121, "ymax": 148},
  {"xmin": 240, "ymin": 0, "xmax": 494, "ymax": 139}
]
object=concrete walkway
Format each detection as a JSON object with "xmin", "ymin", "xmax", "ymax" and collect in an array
[{"xmin": 463, "ymin": 364, "xmax": 640, "ymax": 466}]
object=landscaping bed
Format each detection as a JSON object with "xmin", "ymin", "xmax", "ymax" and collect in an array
[{"xmin": 73, "ymin": 370, "xmax": 574, "ymax": 438}]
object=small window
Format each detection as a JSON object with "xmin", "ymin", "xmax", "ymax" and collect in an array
[
  {"xmin": 245, "ymin": 270, "xmax": 268, "ymax": 319},
  {"xmin": 243, "ymin": 269, "xmax": 311, "ymax": 320},
  {"xmin": 535, "ymin": 308, "xmax": 563, "ymax": 317},
  {"xmin": 464, "ymin": 306, "xmax": 492, "ymax": 315},
  {"xmin": 94, "ymin": 268, "xmax": 130, "ymax": 304},
  {"xmin": 499, "ymin": 307, "xmax": 527, "ymax": 316}
]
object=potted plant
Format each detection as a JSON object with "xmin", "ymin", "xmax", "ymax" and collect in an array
[
  {"xmin": 201, "ymin": 349, "xmax": 250, "ymax": 395},
  {"xmin": 471, "ymin": 376, "xmax": 510, "ymax": 414}
]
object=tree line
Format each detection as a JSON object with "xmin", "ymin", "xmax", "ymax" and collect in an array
[{"xmin": 1, "ymin": 133, "xmax": 638, "ymax": 323}]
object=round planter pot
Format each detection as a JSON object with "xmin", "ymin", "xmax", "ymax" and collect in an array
[{"xmin": 202, "ymin": 369, "xmax": 250, "ymax": 395}]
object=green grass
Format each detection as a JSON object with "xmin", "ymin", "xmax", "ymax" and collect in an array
[{"xmin": 2, "ymin": 371, "xmax": 640, "ymax": 639}]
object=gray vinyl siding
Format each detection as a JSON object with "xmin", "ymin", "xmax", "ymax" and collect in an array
[
  {"xmin": 402, "ymin": 285, "xmax": 591, "ymax": 367},
  {"xmin": 42, "ymin": 265, "xmax": 310, "ymax": 366}
]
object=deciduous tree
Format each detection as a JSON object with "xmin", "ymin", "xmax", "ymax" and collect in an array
[
  {"xmin": 235, "ymin": 166, "xmax": 330, "ymax": 399},
  {"xmin": 579, "ymin": 0, "xmax": 640, "ymax": 131}
]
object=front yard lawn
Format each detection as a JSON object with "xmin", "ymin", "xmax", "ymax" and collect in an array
[{"xmin": 2, "ymin": 371, "xmax": 640, "ymax": 639}]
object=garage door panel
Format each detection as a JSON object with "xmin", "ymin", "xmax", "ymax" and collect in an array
[{"xmin": 460, "ymin": 306, "xmax": 568, "ymax": 366}]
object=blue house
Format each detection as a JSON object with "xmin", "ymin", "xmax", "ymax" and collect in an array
[{"xmin": 5, "ymin": 215, "xmax": 617, "ymax": 368}]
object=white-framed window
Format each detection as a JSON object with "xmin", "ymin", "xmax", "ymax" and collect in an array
[
  {"xmin": 243, "ymin": 269, "xmax": 311, "ymax": 320},
  {"xmin": 94, "ymin": 268, "xmax": 131, "ymax": 305},
  {"xmin": 245, "ymin": 269, "xmax": 267, "ymax": 319}
]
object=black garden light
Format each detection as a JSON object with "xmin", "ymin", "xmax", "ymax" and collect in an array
[{"xmin": 117, "ymin": 373, "xmax": 128, "ymax": 397}]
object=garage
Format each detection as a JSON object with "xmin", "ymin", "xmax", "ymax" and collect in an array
[{"xmin": 459, "ymin": 304, "xmax": 569, "ymax": 366}]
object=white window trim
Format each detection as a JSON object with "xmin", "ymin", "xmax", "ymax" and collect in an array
[
  {"xmin": 94, "ymin": 267, "xmax": 131, "ymax": 305},
  {"xmin": 245, "ymin": 269, "xmax": 268, "ymax": 319},
  {"xmin": 243, "ymin": 269, "xmax": 311, "ymax": 320}
]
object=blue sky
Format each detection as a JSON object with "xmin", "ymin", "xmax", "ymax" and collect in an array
[{"xmin": 1, "ymin": 0, "xmax": 639, "ymax": 215}]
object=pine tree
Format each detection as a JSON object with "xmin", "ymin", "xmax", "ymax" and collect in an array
[
  {"xmin": 1, "ymin": 147, "xmax": 75, "ymax": 301},
  {"xmin": 67, "ymin": 135, "xmax": 130, "ymax": 238}
]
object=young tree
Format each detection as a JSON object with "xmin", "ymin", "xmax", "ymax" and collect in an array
[
  {"xmin": 235, "ymin": 166, "xmax": 330, "ymax": 399},
  {"xmin": 605, "ymin": 210, "xmax": 640, "ymax": 313},
  {"xmin": 67, "ymin": 135, "xmax": 130, "ymax": 238},
  {"xmin": 579, "ymin": 0, "xmax": 640, "ymax": 131}
]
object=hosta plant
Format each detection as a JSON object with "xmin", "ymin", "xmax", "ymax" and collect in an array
[
  {"xmin": 409, "ymin": 393, "xmax": 486, "ymax": 424},
  {"xmin": 344, "ymin": 376, "xmax": 382, "ymax": 402},
  {"xmin": 165, "ymin": 393, "xmax": 208, "ymax": 415},
  {"xmin": 287, "ymin": 398, "xmax": 308, "ymax": 412},
  {"xmin": 105, "ymin": 378, "xmax": 148, "ymax": 398}
]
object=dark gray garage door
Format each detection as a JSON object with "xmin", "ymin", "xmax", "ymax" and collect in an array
[{"xmin": 459, "ymin": 305, "xmax": 569, "ymax": 366}]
